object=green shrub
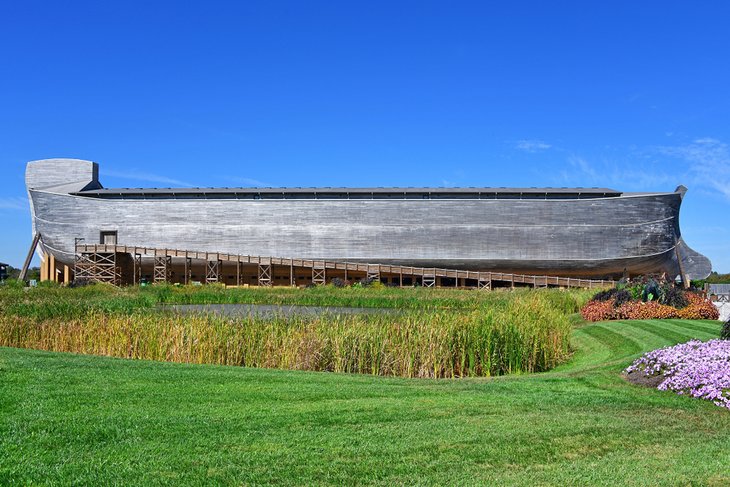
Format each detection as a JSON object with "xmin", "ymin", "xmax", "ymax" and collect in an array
[
  {"xmin": 642, "ymin": 280, "xmax": 661, "ymax": 302},
  {"xmin": 37, "ymin": 280, "xmax": 61, "ymax": 288},
  {"xmin": 721, "ymin": 319, "xmax": 730, "ymax": 340},
  {"xmin": 659, "ymin": 284, "xmax": 689, "ymax": 309},
  {"xmin": 629, "ymin": 285, "xmax": 643, "ymax": 301},
  {"xmin": 613, "ymin": 289, "xmax": 632, "ymax": 307},
  {"xmin": 0, "ymin": 279, "xmax": 25, "ymax": 290},
  {"xmin": 592, "ymin": 288, "xmax": 617, "ymax": 302}
]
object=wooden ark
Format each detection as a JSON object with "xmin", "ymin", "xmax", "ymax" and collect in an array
[{"xmin": 24, "ymin": 158, "xmax": 711, "ymax": 286}]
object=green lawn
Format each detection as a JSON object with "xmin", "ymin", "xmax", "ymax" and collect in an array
[{"xmin": 1, "ymin": 318, "xmax": 728, "ymax": 485}]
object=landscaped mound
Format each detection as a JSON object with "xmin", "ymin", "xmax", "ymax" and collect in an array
[
  {"xmin": 625, "ymin": 339, "xmax": 730, "ymax": 410},
  {"xmin": 581, "ymin": 277, "xmax": 718, "ymax": 322}
]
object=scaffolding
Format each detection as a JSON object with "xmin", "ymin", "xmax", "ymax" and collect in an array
[
  {"xmin": 258, "ymin": 262, "xmax": 272, "ymax": 287},
  {"xmin": 74, "ymin": 250, "xmax": 120, "ymax": 285},
  {"xmin": 312, "ymin": 261, "xmax": 326, "ymax": 286},
  {"xmin": 153, "ymin": 256, "xmax": 171, "ymax": 283},
  {"xmin": 206, "ymin": 260, "xmax": 221, "ymax": 284}
]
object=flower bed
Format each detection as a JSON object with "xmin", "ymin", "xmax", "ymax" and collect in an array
[
  {"xmin": 580, "ymin": 278, "xmax": 719, "ymax": 322},
  {"xmin": 625, "ymin": 339, "xmax": 730, "ymax": 410}
]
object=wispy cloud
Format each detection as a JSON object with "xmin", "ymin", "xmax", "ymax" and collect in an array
[
  {"xmin": 657, "ymin": 138, "xmax": 730, "ymax": 200},
  {"xmin": 225, "ymin": 176, "xmax": 272, "ymax": 187},
  {"xmin": 607, "ymin": 169, "xmax": 674, "ymax": 189},
  {"xmin": 0, "ymin": 197, "xmax": 28, "ymax": 211},
  {"xmin": 554, "ymin": 137, "xmax": 730, "ymax": 199},
  {"xmin": 516, "ymin": 139, "xmax": 552, "ymax": 153},
  {"xmin": 556, "ymin": 154, "xmax": 673, "ymax": 190},
  {"xmin": 567, "ymin": 155, "xmax": 597, "ymax": 180},
  {"xmin": 101, "ymin": 169, "xmax": 194, "ymax": 187}
]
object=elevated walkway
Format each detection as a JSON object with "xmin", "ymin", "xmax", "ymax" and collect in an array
[{"xmin": 73, "ymin": 244, "xmax": 615, "ymax": 290}]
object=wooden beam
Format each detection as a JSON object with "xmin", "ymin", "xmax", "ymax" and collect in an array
[
  {"xmin": 49, "ymin": 253, "xmax": 56, "ymax": 282},
  {"xmin": 40, "ymin": 253, "xmax": 47, "ymax": 281},
  {"xmin": 19, "ymin": 233, "xmax": 41, "ymax": 281}
]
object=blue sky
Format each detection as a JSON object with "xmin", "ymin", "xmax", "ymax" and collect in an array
[{"xmin": 1, "ymin": 1, "xmax": 729, "ymax": 271}]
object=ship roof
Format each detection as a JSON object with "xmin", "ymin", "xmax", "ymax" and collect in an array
[{"xmin": 72, "ymin": 186, "xmax": 623, "ymax": 199}]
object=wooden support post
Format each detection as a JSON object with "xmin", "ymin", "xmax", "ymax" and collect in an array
[
  {"xmin": 258, "ymin": 263, "xmax": 272, "ymax": 287},
  {"xmin": 236, "ymin": 260, "xmax": 241, "ymax": 286},
  {"xmin": 49, "ymin": 253, "xmax": 56, "ymax": 282},
  {"xmin": 134, "ymin": 254, "xmax": 142, "ymax": 285},
  {"xmin": 154, "ymin": 256, "xmax": 171, "ymax": 283},
  {"xmin": 206, "ymin": 260, "xmax": 221, "ymax": 284},
  {"xmin": 399, "ymin": 268, "xmax": 403, "ymax": 287},
  {"xmin": 674, "ymin": 245, "xmax": 690, "ymax": 289},
  {"xmin": 290, "ymin": 261, "xmax": 294, "ymax": 287},
  {"xmin": 185, "ymin": 257, "xmax": 192, "ymax": 285},
  {"xmin": 478, "ymin": 275, "xmax": 492, "ymax": 291},
  {"xmin": 40, "ymin": 253, "xmax": 47, "ymax": 281},
  {"xmin": 423, "ymin": 269, "xmax": 436, "ymax": 288},
  {"xmin": 19, "ymin": 233, "xmax": 41, "ymax": 281},
  {"xmin": 312, "ymin": 262, "xmax": 326, "ymax": 286},
  {"xmin": 63, "ymin": 265, "xmax": 70, "ymax": 284}
]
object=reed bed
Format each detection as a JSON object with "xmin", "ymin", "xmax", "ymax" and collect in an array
[
  {"xmin": 0, "ymin": 282, "xmax": 593, "ymax": 315},
  {"xmin": 0, "ymin": 287, "xmax": 587, "ymax": 378},
  {"xmin": 141, "ymin": 283, "xmax": 505, "ymax": 310},
  {"xmin": 0, "ymin": 283, "xmax": 154, "ymax": 319}
]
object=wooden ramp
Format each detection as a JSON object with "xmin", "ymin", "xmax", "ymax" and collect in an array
[{"xmin": 74, "ymin": 244, "xmax": 615, "ymax": 289}]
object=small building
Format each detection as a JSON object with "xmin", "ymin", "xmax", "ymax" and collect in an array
[
  {"xmin": 0, "ymin": 262, "xmax": 8, "ymax": 282},
  {"xmin": 709, "ymin": 284, "xmax": 730, "ymax": 303}
]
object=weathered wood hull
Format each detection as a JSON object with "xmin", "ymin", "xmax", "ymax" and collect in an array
[{"xmin": 26, "ymin": 158, "xmax": 712, "ymax": 280}]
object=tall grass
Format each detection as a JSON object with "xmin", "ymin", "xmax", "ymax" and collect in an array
[
  {"xmin": 0, "ymin": 284, "xmax": 155, "ymax": 320},
  {"xmin": 0, "ymin": 282, "xmax": 594, "ymax": 315},
  {"xmin": 142, "ymin": 283, "xmax": 494, "ymax": 309},
  {"xmin": 0, "ymin": 287, "xmax": 586, "ymax": 378}
]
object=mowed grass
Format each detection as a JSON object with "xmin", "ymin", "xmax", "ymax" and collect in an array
[{"xmin": 1, "ymin": 318, "xmax": 728, "ymax": 486}]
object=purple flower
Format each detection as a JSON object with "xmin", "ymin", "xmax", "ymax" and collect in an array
[{"xmin": 625, "ymin": 339, "xmax": 730, "ymax": 410}]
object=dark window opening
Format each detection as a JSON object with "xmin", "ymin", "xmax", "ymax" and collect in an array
[{"xmin": 100, "ymin": 231, "xmax": 118, "ymax": 245}]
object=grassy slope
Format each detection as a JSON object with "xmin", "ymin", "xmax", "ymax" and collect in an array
[{"xmin": 1, "ymin": 319, "xmax": 728, "ymax": 486}]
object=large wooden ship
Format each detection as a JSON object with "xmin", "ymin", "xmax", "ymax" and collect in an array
[{"xmin": 25, "ymin": 158, "xmax": 712, "ymax": 284}]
